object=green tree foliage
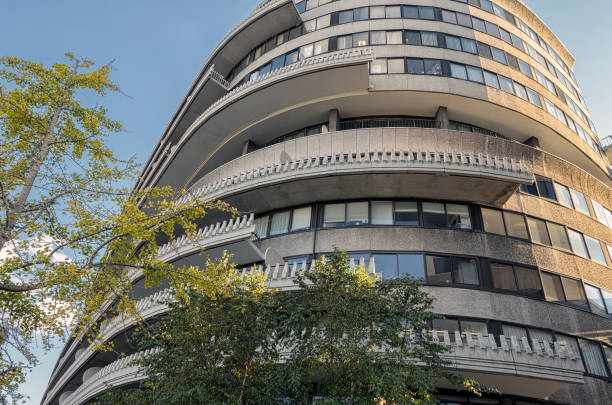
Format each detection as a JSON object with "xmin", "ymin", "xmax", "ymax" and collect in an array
[
  {"xmin": 0, "ymin": 55, "xmax": 233, "ymax": 403},
  {"xmin": 98, "ymin": 249, "xmax": 484, "ymax": 405}
]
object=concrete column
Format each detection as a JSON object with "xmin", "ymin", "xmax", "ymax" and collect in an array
[
  {"xmin": 523, "ymin": 136, "xmax": 540, "ymax": 148},
  {"xmin": 435, "ymin": 106, "xmax": 449, "ymax": 129},
  {"xmin": 328, "ymin": 109, "xmax": 340, "ymax": 132},
  {"xmin": 241, "ymin": 139, "xmax": 257, "ymax": 155}
]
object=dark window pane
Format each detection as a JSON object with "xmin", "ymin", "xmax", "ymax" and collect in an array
[
  {"xmin": 504, "ymin": 212, "xmax": 529, "ymax": 239},
  {"xmin": 461, "ymin": 38, "xmax": 477, "ymax": 54},
  {"xmin": 374, "ymin": 254, "xmax": 398, "ymax": 280},
  {"xmin": 472, "ymin": 17, "xmax": 486, "ymax": 32},
  {"xmin": 398, "ymin": 254, "xmax": 425, "ymax": 280},
  {"xmin": 457, "ymin": 12, "xmax": 472, "ymax": 27},
  {"xmin": 561, "ymin": 277, "xmax": 587, "ymax": 306},
  {"xmin": 338, "ymin": 10, "xmax": 353, "ymax": 24},
  {"xmin": 579, "ymin": 339, "xmax": 610, "ymax": 377},
  {"xmin": 536, "ymin": 177, "xmax": 557, "ymax": 200},
  {"xmin": 441, "ymin": 10, "xmax": 457, "ymax": 24},
  {"xmin": 527, "ymin": 217, "xmax": 551, "ymax": 245},
  {"xmin": 482, "ymin": 208, "xmax": 505, "ymax": 235},
  {"xmin": 477, "ymin": 42, "xmax": 492, "ymax": 59},
  {"xmin": 424, "ymin": 59, "xmax": 442, "ymax": 75},
  {"xmin": 423, "ymin": 202, "xmax": 446, "ymax": 227},
  {"xmin": 421, "ymin": 32, "xmax": 438, "ymax": 47},
  {"xmin": 491, "ymin": 262, "xmax": 517, "ymax": 291},
  {"xmin": 446, "ymin": 35, "xmax": 461, "ymax": 51},
  {"xmin": 406, "ymin": 59, "xmax": 425, "ymax": 75},
  {"xmin": 432, "ymin": 318, "xmax": 459, "ymax": 333},
  {"xmin": 485, "ymin": 21, "xmax": 500, "ymax": 37},
  {"xmin": 402, "ymin": 5, "xmax": 418, "ymax": 19},
  {"xmin": 521, "ymin": 182, "xmax": 539, "ymax": 196},
  {"xmin": 418, "ymin": 6, "xmax": 435, "ymax": 20},
  {"xmin": 447, "ymin": 204, "xmax": 471, "ymax": 229},
  {"xmin": 426, "ymin": 255, "xmax": 452, "ymax": 284},
  {"xmin": 515, "ymin": 266, "xmax": 543, "ymax": 296},
  {"xmin": 542, "ymin": 272, "xmax": 565, "ymax": 302},
  {"xmin": 354, "ymin": 7, "xmax": 369, "ymax": 21},
  {"xmin": 405, "ymin": 31, "xmax": 422, "ymax": 46},
  {"xmin": 394, "ymin": 201, "xmax": 419, "ymax": 225},
  {"xmin": 452, "ymin": 257, "xmax": 479, "ymax": 285}
]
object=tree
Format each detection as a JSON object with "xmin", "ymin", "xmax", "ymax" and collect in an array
[
  {"xmin": 98, "ymin": 249, "xmax": 484, "ymax": 405},
  {"xmin": 0, "ymin": 55, "xmax": 232, "ymax": 403}
]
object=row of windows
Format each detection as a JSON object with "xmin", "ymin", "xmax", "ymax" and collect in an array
[
  {"xmin": 520, "ymin": 176, "xmax": 612, "ymax": 232},
  {"xmin": 284, "ymin": 249, "xmax": 612, "ymax": 324},
  {"xmin": 293, "ymin": 0, "xmax": 587, "ymax": 117},
  {"xmin": 254, "ymin": 199, "xmax": 612, "ymax": 270}
]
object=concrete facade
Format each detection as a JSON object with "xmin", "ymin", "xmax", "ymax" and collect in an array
[{"xmin": 43, "ymin": 1, "xmax": 611, "ymax": 404}]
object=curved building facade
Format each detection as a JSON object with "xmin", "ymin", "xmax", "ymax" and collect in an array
[{"xmin": 43, "ymin": 1, "xmax": 612, "ymax": 404}]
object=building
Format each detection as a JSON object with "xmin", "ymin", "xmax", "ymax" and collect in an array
[{"xmin": 42, "ymin": 1, "xmax": 612, "ymax": 404}]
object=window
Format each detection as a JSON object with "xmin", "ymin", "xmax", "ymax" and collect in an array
[
  {"xmin": 426, "ymin": 256, "xmax": 478, "ymax": 285},
  {"xmin": 446, "ymin": 35, "xmax": 461, "ymax": 51},
  {"xmin": 570, "ymin": 189, "xmax": 591, "ymax": 215},
  {"xmin": 484, "ymin": 71, "xmax": 499, "ymax": 88},
  {"xmin": 514, "ymin": 82, "xmax": 528, "ymax": 100},
  {"xmin": 561, "ymin": 277, "xmax": 587, "ymax": 307},
  {"xmin": 477, "ymin": 42, "xmax": 492, "ymax": 59},
  {"xmin": 482, "ymin": 208, "xmax": 505, "ymax": 235},
  {"xmin": 527, "ymin": 88, "xmax": 542, "ymax": 107},
  {"xmin": 499, "ymin": 75, "xmax": 514, "ymax": 94},
  {"xmin": 579, "ymin": 339, "xmax": 610, "ymax": 377},
  {"xmin": 446, "ymin": 204, "xmax": 471, "ymax": 229},
  {"xmin": 370, "ymin": 31, "xmax": 386, "ymax": 45},
  {"xmin": 421, "ymin": 32, "xmax": 438, "ymax": 47},
  {"xmin": 337, "ymin": 35, "xmax": 352, "ymax": 50},
  {"xmin": 504, "ymin": 212, "xmax": 529, "ymax": 239},
  {"xmin": 406, "ymin": 59, "xmax": 425, "ymax": 75},
  {"xmin": 401, "ymin": 5, "xmax": 418, "ymax": 19},
  {"xmin": 374, "ymin": 254, "xmax": 399, "ymax": 280},
  {"xmin": 556, "ymin": 334, "xmax": 580, "ymax": 358},
  {"xmin": 291, "ymin": 206, "xmax": 311, "ymax": 231},
  {"xmin": 554, "ymin": 183, "xmax": 573, "ymax": 208},
  {"xmin": 418, "ymin": 6, "xmax": 435, "ymax": 20},
  {"xmin": 254, "ymin": 216, "xmax": 269, "ymax": 238},
  {"xmin": 547, "ymin": 222, "xmax": 570, "ymax": 250},
  {"xmin": 585, "ymin": 284, "xmax": 607, "ymax": 315},
  {"xmin": 424, "ymin": 59, "xmax": 442, "ymax": 76},
  {"xmin": 270, "ymin": 211, "xmax": 290, "ymax": 235},
  {"xmin": 386, "ymin": 31, "xmax": 403, "ymax": 45},
  {"xmin": 541, "ymin": 272, "xmax": 565, "ymax": 302},
  {"xmin": 441, "ymin": 10, "xmax": 457, "ymax": 24},
  {"xmin": 591, "ymin": 200, "xmax": 611, "ymax": 227},
  {"xmin": 457, "ymin": 12, "xmax": 472, "ymax": 27},
  {"xmin": 372, "ymin": 201, "xmax": 393, "ymax": 225},
  {"xmin": 568, "ymin": 229, "xmax": 589, "ymax": 257},
  {"xmin": 467, "ymin": 66, "xmax": 484, "ymax": 83},
  {"xmin": 370, "ymin": 59, "xmax": 387, "ymax": 74},
  {"xmin": 346, "ymin": 202, "xmax": 368, "ymax": 225},
  {"xmin": 386, "ymin": 6, "xmax": 401, "ymax": 19},
  {"xmin": 584, "ymin": 236, "xmax": 607, "ymax": 265},
  {"xmin": 323, "ymin": 203, "xmax": 345, "ymax": 228},
  {"xmin": 423, "ymin": 203, "xmax": 447, "ymax": 228},
  {"xmin": 450, "ymin": 63, "xmax": 467, "ymax": 80},
  {"xmin": 271, "ymin": 55, "xmax": 285, "ymax": 71},
  {"xmin": 394, "ymin": 201, "xmax": 419, "ymax": 225},
  {"xmin": 285, "ymin": 51, "xmax": 298, "ymax": 65},
  {"xmin": 453, "ymin": 258, "xmax": 479, "ymax": 285},
  {"xmin": 511, "ymin": 33, "xmax": 524, "ymax": 51},
  {"xmin": 370, "ymin": 6, "xmax": 385, "ymax": 19},
  {"xmin": 526, "ymin": 217, "xmax": 551, "ymax": 245},
  {"xmin": 500, "ymin": 28, "xmax": 511, "ymax": 43},
  {"xmin": 536, "ymin": 176, "xmax": 556, "ymax": 200},
  {"xmin": 354, "ymin": 7, "xmax": 368, "ymax": 21},
  {"xmin": 491, "ymin": 47, "xmax": 507, "ymax": 64},
  {"xmin": 461, "ymin": 38, "xmax": 477, "ymax": 54},
  {"xmin": 461, "ymin": 320, "xmax": 488, "ymax": 342},
  {"xmin": 472, "ymin": 17, "xmax": 486, "ymax": 32},
  {"xmin": 313, "ymin": 39, "xmax": 328, "ymax": 55},
  {"xmin": 398, "ymin": 254, "xmax": 425, "ymax": 279},
  {"xmin": 404, "ymin": 31, "xmax": 421, "ymax": 46},
  {"xmin": 485, "ymin": 21, "xmax": 500, "ymax": 38},
  {"xmin": 518, "ymin": 60, "xmax": 533, "ymax": 78},
  {"xmin": 338, "ymin": 10, "xmax": 353, "ymax": 24},
  {"xmin": 353, "ymin": 32, "xmax": 368, "ymax": 47},
  {"xmin": 316, "ymin": 14, "xmax": 330, "ymax": 29},
  {"xmin": 387, "ymin": 59, "xmax": 405, "ymax": 74},
  {"xmin": 515, "ymin": 266, "xmax": 543, "ymax": 296},
  {"xmin": 300, "ymin": 44, "xmax": 314, "ymax": 60},
  {"xmin": 491, "ymin": 262, "xmax": 516, "ymax": 291},
  {"xmin": 602, "ymin": 289, "xmax": 612, "ymax": 315},
  {"xmin": 426, "ymin": 255, "xmax": 452, "ymax": 284}
]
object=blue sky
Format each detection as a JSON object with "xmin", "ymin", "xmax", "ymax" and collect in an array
[{"xmin": 1, "ymin": 0, "xmax": 611, "ymax": 403}]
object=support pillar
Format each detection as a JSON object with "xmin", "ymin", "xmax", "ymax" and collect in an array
[
  {"xmin": 328, "ymin": 109, "xmax": 340, "ymax": 132},
  {"xmin": 435, "ymin": 106, "xmax": 450, "ymax": 129}
]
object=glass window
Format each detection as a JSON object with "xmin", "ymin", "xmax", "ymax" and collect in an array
[
  {"xmin": 450, "ymin": 63, "xmax": 467, "ymax": 80},
  {"xmin": 568, "ymin": 229, "xmax": 589, "ymax": 258},
  {"xmin": 529, "ymin": 328, "xmax": 554, "ymax": 353},
  {"xmin": 271, "ymin": 55, "xmax": 285, "ymax": 71},
  {"xmin": 337, "ymin": 35, "xmax": 352, "ymax": 50},
  {"xmin": 515, "ymin": 266, "xmax": 543, "ymax": 296},
  {"xmin": 401, "ymin": 5, "xmax": 418, "ymax": 19},
  {"xmin": 491, "ymin": 262, "xmax": 516, "ymax": 291},
  {"xmin": 423, "ymin": 202, "xmax": 446, "ymax": 228},
  {"xmin": 418, "ymin": 6, "xmax": 435, "ymax": 20},
  {"xmin": 511, "ymin": 33, "xmax": 524, "ymax": 51},
  {"xmin": 353, "ymin": 32, "xmax": 368, "ymax": 47},
  {"xmin": 555, "ymin": 183, "xmax": 574, "ymax": 208},
  {"xmin": 472, "ymin": 17, "xmax": 486, "ymax": 32},
  {"xmin": 484, "ymin": 71, "xmax": 499, "ymax": 89},
  {"xmin": 499, "ymin": 75, "xmax": 514, "ymax": 94},
  {"xmin": 314, "ymin": 39, "xmax": 328, "ymax": 55},
  {"xmin": 467, "ymin": 66, "xmax": 484, "ymax": 83},
  {"xmin": 394, "ymin": 201, "xmax": 419, "ymax": 225},
  {"xmin": 536, "ymin": 176, "xmax": 556, "ymax": 200},
  {"xmin": 406, "ymin": 59, "xmax": 425, "ymax": 75},
  {"xmin": 504, "ymin": 212, "xmax": 529, "ymax": 239},
  {"xmin": 421, "ymin": 32, "xmax": 438, "ymax": 47},
  {"xmin": 591, "ymin": 200, "xmax": 609, "ymax": 226},
  {"xmin": 291, "ymin": 206, "xmax": 311, "ymax": 231},
  {"xmin": 323, "ymin": 203, "xmax": 345, "ymax": 228},
  {"xmin": 432, "ymin": 318, "xmax": 459, "ymax": 334},
  {"xmin": 316, "ymin": 14, "xmax": 330, "ymax": 29},
  {"xmin": 485, "ymin": 21, "xmax": 500, "ymax": 38},
  {"xmin": 338, "ymin": 10, "xmax": 353, "ymax": 24},
  {"xmin": 461, "ymin": 320, "xmax": 488, "ymax": 341},
  {"xmin": 527, "ymin": 88, "xmax": 542, "ymax": 107},
  {"xmin": 254, "ymin": 215, "xmax": 269, "ymax": 238},
  {"xmin": 527, "ymin": 217, "xmax": 551, "ymax": 245},
  {"xmin": 547, "ymin": 222, "xmax": 571, "ymax": 250},
  {"xmin": 502, "ymin": 324, "xmax": 529, "ymax": 349},
  {"xmin": 447, "ymin": 204, "xmax": 471, "ymax": 229},
  {"xmin": 372, "ymin": 201, "xmax": 393, "ymax": 225},
  {"xmin": 386, "ymin": 31, "xmax": 403, "ymax": 45},
  {"xmin": 426, "ymin": 255, "xmax": 452, "ymax": 284},
  {"xmin": 480, "ymin": 0, "xmax": 494, "ymax": 13},
  {"xmin": 270, "ymin": 211, "xmax": 291, "ymax": 235},
  {"xmin": 300, "ymin": 44, "xmax": 314, "ymax": 60},
  {"xmin": 570, "ymin": 189, "xmax": 591, "ymax": 215},
  {"xmin": 398, "ymin": 254, "xmax": 425, "ymax": 279},
  {"xmin": 521, "ymin": 182, "xmax": 538, "ymax": 196},
  {"xmin": 404, "ymin": 31, "xmax": 421, "ymax": 46},
  {"xmin": 370, "ymin": 6, "xmax": 385, "ymax": 19},
  {"xmin": 346, "ymin": 202, "xmax": 368, "ymax": 226},
  {"xmin": 514, "ymin": 82, "xmax": 528, "ymax": 100},
  {"xmin": 387, "ymin": 59, "xmax": 404, "ymax": 74},
  {"xmin": 285, "ymin": 50, "xmax": 298, "ymax": 65},
  {"xmin": 491, "ymin": 47, "xmax": 507, "ymax": 64},
  {"xmin": 561, "ymin": 277, "xmax": 587, "ymax": 306},
  {"xmin": 499, "ymin": 27, "xmax": 512, "ymax": 43},
  {"xmin": 541, "ymin": 272, "xmax": 565, "ymax": 302},
  {"xmin": 556, "ymin": 334, "xmax": 580, "ymax": 358},
  {"xmin": 518, "ymin": 60, "xmax": 533, "ymax": 78},
  {"xmin": 584, "ymin": 236, "xmax": 607, "ymax": 265},
  {"xmin": 602, "ymin": 289, "xmax": 612, "ymax": 314},
  {"xmin": 354, "ymin": 7, "xmax": 368, "ymax": 21},
  {"xmin": 295, "ymin": 1, "xmax": 306, "ymax": 13},
  {"xmin": 441, "ymin": 10, "xmax": 457, "ymax": 24},
  {"xmin": 453, "ymin": 257, "xmax": 479, "ymax": 285},
  {"xmin": 579, "ymin": 339, "xmax": 610, "ymax": 377},
  {"xmin": 386, "ymin": 6, "xmax": 401, "ymax": 19},
  {"xmin": 424, "ymin": 59, "xmax": 442, "ymax": 76},
  {"xmin": 374, "ymin": 254, "xmax": 398, "ymax": 280},
  {"xmin": 457, "ymin": 12, "xmax": 472, "ymax": 27},
  {"xmin": 585, "ymin": 284, "xmax": 607, "ymax": 315},
  {"xmin": 370, "ymin": 31, "xmax": 386, "ymax": 45},
  {"xmin": 446, "ymin": 35, "xmax": 462, "ymax": 51},
  {"xmin": 482, "ymin": 208, "xmax": 505, "ymax": 235},
  {"xmin": 461, "ymin": 38, "xmax": 477, "ymax": 54},
  {"xmin": 370, "ymin": 59, "xmax": 387, "ymax": 74}
]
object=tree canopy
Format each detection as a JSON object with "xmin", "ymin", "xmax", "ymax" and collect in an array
[
  {"xmin": 0, "ymin": 54, "xmax": 232, "ymax": 403},
  {"xmin": 97, "ymin": 249, "xmax": 485, "ymax": 405}
]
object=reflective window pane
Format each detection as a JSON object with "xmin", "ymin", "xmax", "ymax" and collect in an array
[
  {"xmin": 354, "ymin": 7, "xmax": 368, "ymax": 21},
  {"xmin": 373, "ymin": 254, "xmax": 398, "ymax": 280},
  {"xmin": 426, "ymin": 255, "xmax": 452, "ymax": 284},
  {"xmin": 446, "ymin": 35, "xmax": 461, "ymax": 51},
  {"xmin": 491, "ymin": 262, "xmax": 516, "ymax": 291},
  {"xmin": 370, "ymin": 6, "xmax": 385, "ymax": 19},
  {"xmin": 418, "ymin": 6, "xmax": 435, "ymax": 20},
  {"xmin": 398, "ymin": 254, "xmax": 425, "ymax": 280},
  {"xmin": 402, "ymin": 5, "xmax": 418, "ymax": 19},
  {"xmin": 541, "ymin": 272, "xmax": 565, "ymax": 302},
  {"xmin": 457, "ymin": 12, "xmax": 472, "ymax": 27},
  {"xmin": 406, "ymin": 59, "xmax": 425, "ymax": 74},
  {"xmin": 602, "ymin": 289, "xmax": 612, "ymax": 314},
  {"xmin": 467, "ymin": 66, "xmax": 484, "ymax": 83},
  {"xmin": 423, "ymin": 202, "xmax": 446, "ymax": 228},
  {"xmin": 570, "ymin": 189, "xmax": 591, "ymax": 215},
  {"xmin": 515, "ymin": 266, "xmax": 543, "ymax": 296},
  {"xmin": 561, "ymin": 277, "xmax": 587, "ymax": 306},
  {"xmin": 547, "ymin": 222, "xmax": 571, "ymax": 250},
  {"xmin": 504, "ymin": 212, "xmax": 529, "ymax": 239},
  {"xmin": 555, "ymin": 183, "xmax": 574, "ymax": 208},
  {"xmin": 338, "ymin": 10, "xmax": 353, "ymax": 24},
  {"xmin": 585, "ymin": 284, "xmax": 607, "ymax": 315},
  {"xmin": 395, "ymin": 201, "xmax": 419, "ymax": 225},
  {"xmin": 527, "ymin": 217, "xmax": 551, "ymax": 245},
  {"xmin": 499, "ymin": 75, "xmax": 514, "ymax": 94},
  {"xmin": 450, "ymin": 63, "xmax": 467, "ymax": 80},
  {"xmin": 585, "ymin": 236, "xmax": 607, "ymax": 265},
  {"xmin": 442, "ymin": 10, "xmax": 457, "ymax": 24},
  {"xmin": 484, "ymin": 71, "xmax": 499, "ymax": 88},
  {"xmin": 372, "ymin": 201, "xmax": 393, "ymax": 225},
  {"xmin": 568, "ymin": 229, "xmax": 589, "ymax": 257},
  {"xmin": 447, "ymin": 204, "xmax": 471, "ymax": 229},
  {"xmin": 424, "ymin": 59, "xmax": 442, "ymax": 75},
  {"xmin": 482, "ymin": 208, "xmax": 505, "ymax": 235},
  {"xmin": 461, "ymin": 38, "xmax": 478, "ymax": 54}
]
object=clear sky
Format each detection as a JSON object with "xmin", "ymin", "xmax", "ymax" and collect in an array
[{"xmin": 1, "ymin": 0, "xmax": 611, "ymax": 403}]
